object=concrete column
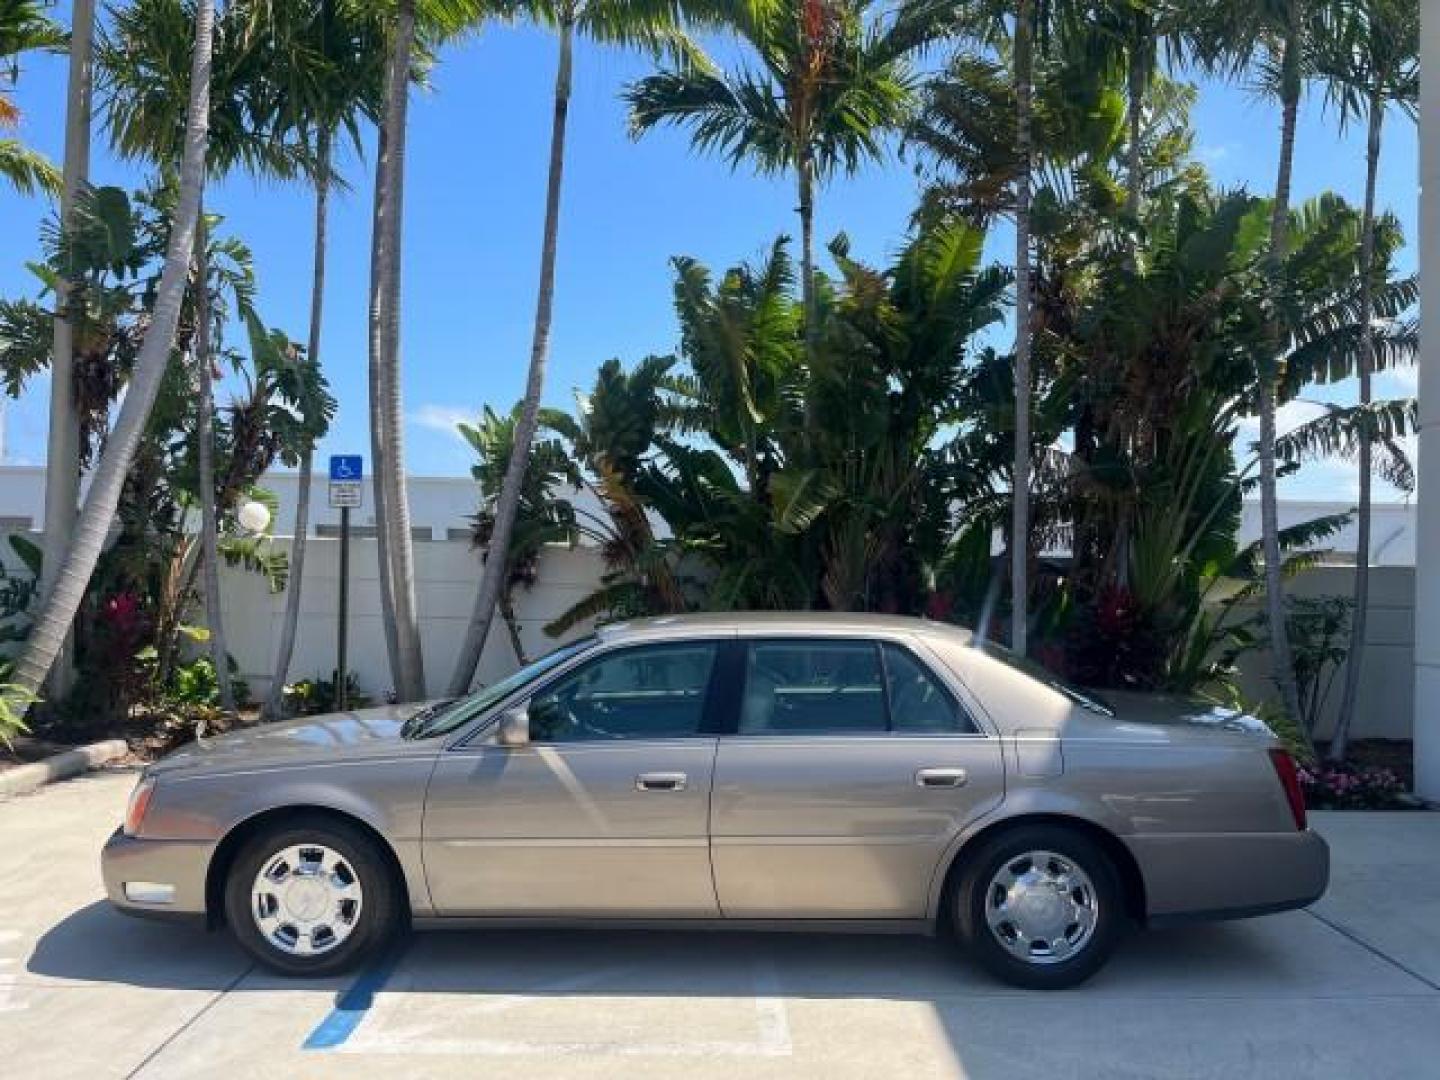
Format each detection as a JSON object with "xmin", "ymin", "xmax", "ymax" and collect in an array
[{"xmin": 1417, "ymin": 2, "xmax": 1440, "ymax": 799}]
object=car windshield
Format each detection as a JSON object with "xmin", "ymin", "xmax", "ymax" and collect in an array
[
  {"xmin": 402, "ymin": 637, "xmax": 597, "ymax": 739},
  {"xmin": 975, "ymin": 642, "xmax": 1114, "ymax": 717}
]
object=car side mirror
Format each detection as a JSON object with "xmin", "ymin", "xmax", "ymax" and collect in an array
[{"xmin": 496, "ymin": 707, "xmax": 530, "ymax": 747}]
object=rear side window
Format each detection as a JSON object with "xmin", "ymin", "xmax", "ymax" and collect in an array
[
  {"xmin": 882, "ymin": 643, "xmax": 975, "ymax": 734},
  {"xmin": 738, "ymin": 639, "xmax": 978, "ymax": 735},
  {"xmin": 740, "ymin": 641, "xmax": 886, "ymax": 734}
]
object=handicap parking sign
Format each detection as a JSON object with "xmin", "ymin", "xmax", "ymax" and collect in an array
[
  {"xmin": 330, "ymin": 455, "xmax": 363, "ymax": 481},
  {"xmin": 329, "ymin": 455, "xmax": 364, "ymax": 508}
]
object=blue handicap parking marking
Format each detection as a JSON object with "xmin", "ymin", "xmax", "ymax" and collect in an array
[{"xmin": 302, "ymin": 942, "xmax": 407, "ymax": 1051}]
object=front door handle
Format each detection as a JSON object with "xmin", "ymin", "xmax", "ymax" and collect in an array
[
  {"xmin": 636, "ymin": 772, "xmax": 688, "ymax": 792},
  {"xmin": 916, "ymin": 767, "xmax": 968, "ymax": 789}
]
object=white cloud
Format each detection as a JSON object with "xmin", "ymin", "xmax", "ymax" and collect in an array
[{"xmin": 409, "ymin": 404, "xmax": 474, "ymax": 441}]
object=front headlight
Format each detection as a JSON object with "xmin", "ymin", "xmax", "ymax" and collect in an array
[{"xmin": 123, "ymin": 776, "xmax": 156, "ymax": 837}]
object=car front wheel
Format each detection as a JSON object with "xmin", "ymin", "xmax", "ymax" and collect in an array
[
  {"xmin": 952, "ymin": 824, "xmax": 1124, "ymax": 990},
  {"xmin": 224, "ymin": 817, "xmax": 400, "ymax": 977}
]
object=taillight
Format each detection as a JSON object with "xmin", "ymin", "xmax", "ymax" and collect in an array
[
  {"xmin": 123, "ymin": 777, "xmax": 156, "ymax": 837},
  {"xmin": 1268, "ymin": 749, "xmax": 1307, "ymax": 831}
]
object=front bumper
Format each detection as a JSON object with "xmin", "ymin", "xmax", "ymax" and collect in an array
[
  {"xmin": 1127, "ymin": 828, "xmax": 1330, "ymax": 923},
  {"xmin": 101, "ymin": 827, "xmax": 215, "ymax": 924}
]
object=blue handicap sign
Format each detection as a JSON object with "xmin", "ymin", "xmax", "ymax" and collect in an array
[{"xmin": 329, "ymin": 455, "xmax": 363, "ymax": 481}]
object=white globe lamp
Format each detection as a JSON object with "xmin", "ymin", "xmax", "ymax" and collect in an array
[{"xmin": 236, "ymin": 499, "xmax": 271, "ymax": 535}]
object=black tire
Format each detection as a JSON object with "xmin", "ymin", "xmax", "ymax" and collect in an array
[
  {"xmin": 951, "ymin": 824, "xmax": 1124, "ymax": 990},
  {"xmin": 224, "ymin": 815, "xmax": 401, "ymax": 977}
]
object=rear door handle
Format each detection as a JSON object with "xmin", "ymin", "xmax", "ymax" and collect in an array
[
  {"xmin": 636, "ymin": 772, "xmax": 688, "ymax": 792},
  {"xmin": 915, "ymin": 767, "xmax": 967, "ymax": 789}
]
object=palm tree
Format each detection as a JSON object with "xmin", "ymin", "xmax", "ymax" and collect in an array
[
  {"xmin": 365, "ymin": 0, "xmax": 480, "ymax": 701},
  {"xmin": 626, "ymin": 0, "xmax": 948, "ymax": 378},
  {"xmin": 1311, "ymin": 0, "xmax": 1418, "ymax": 759},
  {"xmin": 1190, "ymin": 0, "xmax": 1335, "ymax": 723},
  {"xmin": 101, "ymin": 0, "xmax": 308, "ymax": 714},
  {"xmin": 39, "ymin": 0, "xmax": 96, "ymax": 701},
  {"xmin": 369, "ymin": 0, "xmax": 426, "ymax": 701},
  {"xmin": 0, "ymin": 0, "xmax": 215, "ymax": 713},
  {"xmin": 956, "ymin": 0, "xmax": 1072, "ymax": 655},
  {"xmin": 0, "ymin": 0, "xmax": 65, "ymax": 195},
  {"xmin": 260, "ymin": 0, "xmax": 387, "ymax": 720},
  {"xmin": 459, "ymin": 403, "xmax": 580, "ymax": 665},
  {"xmin": 446, "ymin": 0, "xmax": 707, "ymax": 696}
]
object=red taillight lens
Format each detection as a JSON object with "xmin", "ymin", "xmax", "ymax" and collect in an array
[{"xmin": 1268, "ymin": 749, "xmax": 1307, "ymax": 831}]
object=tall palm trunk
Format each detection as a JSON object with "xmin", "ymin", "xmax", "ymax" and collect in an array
[
  {"xmin": 39, "ymin": 0, "xmax": 96, "ymax": 703},
  {"xmin": 799, "ymin": 150, "xmax": 817, "ymax": 374},
  {"xmin": 370, "ymin": 0, "xmax": 425, "ymax": 700},
  {"xmin": 1260, "ymin": 23, "xmax": 1305, "ymax": 726},
  {"xmin": 447, "ymin": 19, "xmax": 574, "ymax": 695},
  {"xmin": 193, "ymin": 210, "xmax": 236, "ymax": 716},
  {"xmin": 1, "ymin": 0, "xmax": 214, "ymax": 710},
  {"xmin": 367, "ymin": 119, "xmax": 401, "ymax": 687},
  {"xmin": 1124, "ymin": 22, "xmax": 1146, "ymax": 222},
  {"xmin": 1330, "ymin": 86, "xmax": 1385, "ymax": 761},
  {"xmin": 264, "ymin": 128, "xmax": 330, "ymax": 720},
  {"xmin": 1011, "ymin": 0, "xmax": 1034, "ymax": 657}
]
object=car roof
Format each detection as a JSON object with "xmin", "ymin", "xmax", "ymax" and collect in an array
[{"xmin": 595, "ymin": 612, "xmax": 974, "ymax": 645}]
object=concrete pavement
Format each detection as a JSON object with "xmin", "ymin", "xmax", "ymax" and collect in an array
[{"xmin": 2, "ymin": 771, "xmax": 1438, "ymax": 1079}]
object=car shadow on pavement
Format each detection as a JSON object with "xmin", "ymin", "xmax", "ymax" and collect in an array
[{"xmin": 28, "ymin": 900, "xmax": 1338, "ymax": 1001}]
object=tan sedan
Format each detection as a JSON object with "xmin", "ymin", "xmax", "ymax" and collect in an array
[{"xmin": 103, "ymin": 613, "xmax": 1327, "ymax": 989}]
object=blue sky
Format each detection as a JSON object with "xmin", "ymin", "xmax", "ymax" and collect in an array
[{"xmin": 0, "ymin": 10, "xmax": 1420, "ymax": 502}]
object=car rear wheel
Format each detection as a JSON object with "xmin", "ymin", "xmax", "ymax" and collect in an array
[
  {"xmin": 951, "ymin": 824, "xmax": 1123, "ymax": 990},
  {"xmin": 224, "ymin": 817, "xmax": 400, "ymax": 977}
]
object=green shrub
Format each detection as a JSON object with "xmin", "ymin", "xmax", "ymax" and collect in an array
[{"xmin": 283, "ymin": 671, "xmax": 371, "ymax": 717}]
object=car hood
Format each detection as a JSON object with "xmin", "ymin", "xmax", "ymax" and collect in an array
[{"xmin": 147, "ymin": 702, "xmax": 444, "ymax": 777}]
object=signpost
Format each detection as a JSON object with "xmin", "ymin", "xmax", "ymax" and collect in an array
[{"xmin": 329, "ymin": 455, "xmax": 363, "ymax": 710}]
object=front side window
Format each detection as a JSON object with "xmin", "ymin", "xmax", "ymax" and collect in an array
[{"xmin": 528, "ymin": 642, "xmax": 718, "ymax": 742}]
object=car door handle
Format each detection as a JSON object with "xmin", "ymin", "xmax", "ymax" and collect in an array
[
  {"xmin": 915, "ymin": 767, "xmax": 967, "ymax": 789},
  {"xmin": 636, "ymin": 772, "xmax": 688, "ymax": 792}
]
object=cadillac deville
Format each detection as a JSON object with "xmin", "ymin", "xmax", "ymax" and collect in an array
[{"xmin": 103, "ymin": 613, "xmax": 1327, "ymax": 989}]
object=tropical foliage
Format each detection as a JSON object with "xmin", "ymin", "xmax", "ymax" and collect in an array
[{"xmin": 0, "ymin": 0, "xmax": 1421, "ymax": 772}]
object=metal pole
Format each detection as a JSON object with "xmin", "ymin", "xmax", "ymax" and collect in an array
[
  {"xmin": 1416, "ymin": 1, "xmax": 1440, "ymax": 800},
  {"xmin": 337, "ymin": 505, "xmax": 350, "ymax": 712}
]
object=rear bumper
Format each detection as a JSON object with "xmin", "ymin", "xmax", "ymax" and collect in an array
[
  {"xmin": 1126, "ymin": 828, "xmax": 1329, "ymax": 923},
  {"xmin": 101, "ymin": 827, "xmax": 214, "ymax": 924}
]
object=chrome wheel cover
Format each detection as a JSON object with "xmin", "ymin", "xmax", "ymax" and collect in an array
[
  {"xmin": 250, "ymin": 843, "xmax": 364, "ymax": 957},
  {"xmin": 983, "ymin": 849, "xmax": 1099, "ymax": 966}
]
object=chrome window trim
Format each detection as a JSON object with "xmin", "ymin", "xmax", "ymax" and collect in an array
[{"xmin": 444, "ymin": 626, "xmax": 1000, "ymax": 750}]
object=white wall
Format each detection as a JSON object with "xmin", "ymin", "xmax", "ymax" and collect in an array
[
  {"xmin": 218, "ymin": 538, "xmax": 607, "ymax": 700},
  {"xmin": 1232, "ymin": 566, "xmax": 1415, "ymax": 741}
]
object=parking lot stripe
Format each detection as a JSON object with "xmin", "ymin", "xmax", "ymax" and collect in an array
[{"xmin": 302, "ymin": 942, "xmax": 409, "ymax": 1050}]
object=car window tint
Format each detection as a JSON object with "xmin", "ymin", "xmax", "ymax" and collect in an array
[
  {"xmin": 740, "ymin": 640, "xmax": 886, "ymax": 735},
  {"xmin": 882, "ymin": 643, "xmax": 975, "ymax": 734},
  {"xmin": 528, "ymin": 643, "xmax": 717, "ymax": 742}
]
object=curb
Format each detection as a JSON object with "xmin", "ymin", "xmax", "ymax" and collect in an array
[{"xmin": 0, "ymin": 739, "xmax": 131, "ymax": 799}]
